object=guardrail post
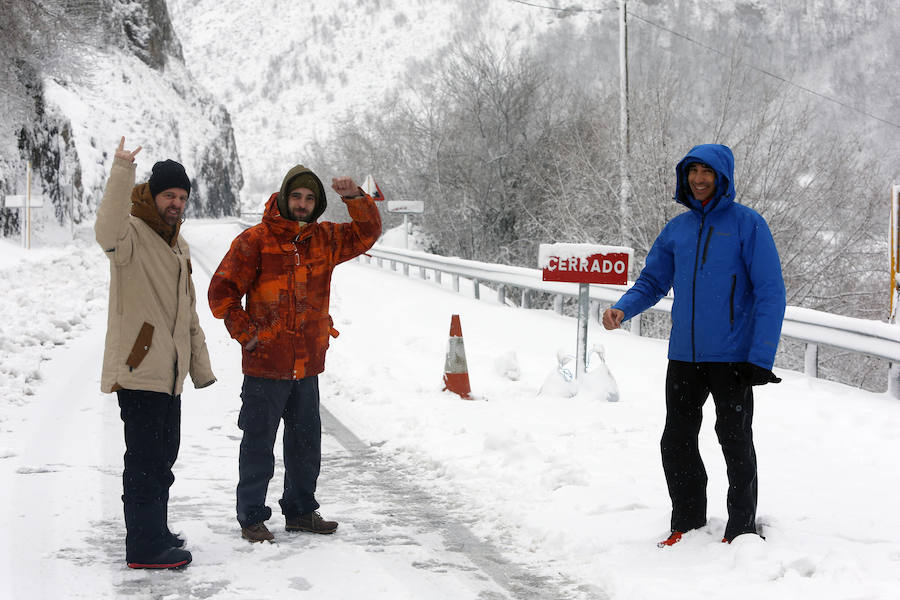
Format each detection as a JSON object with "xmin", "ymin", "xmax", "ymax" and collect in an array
[
  {"xmin": 497, "ymin": 285, "xmax": 506, "ymax": 305},
  {"xmin": 522, "ymin": 289, "xmax": 531, "ymax": 309},
  {"xmin": 419, "ymin": 266, "xmax": 427, "ymax": 280},
  {"xmin": 376, "ymin": 257, "xmax": 383, "ymax": 268},
  {"xmin": 889, "ymin": 363, "xmax": 900, "ymax": 399},
  {"xmin": 554, "ymin": 294, "xmax": 563, "ymax": 314},
  {"xmin": 453, "ymin": 274, "xmax": 460, "ymax": 293},
  {"xmin": 435, "ymin": 270, "xmax": 442, "ymax": 284},
  {"xmin": 804, "ymin": 343, "xmax": 818, "ymax": 378},
  {"xmin": 403, "ymin": 263, "xmax": 409, "ymax": 276},
  {"xmin": 473, "ymin": 279, "xmax": 480, "ymax": 300},
  {"xmin": 631, "ymin": 313, "xmax": 641, "ymax": 337}
]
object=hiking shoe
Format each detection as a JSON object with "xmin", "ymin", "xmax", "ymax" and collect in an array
[
  {"xmin": 127, "ymin": 547, "xmax": 192, "ymax": 570},
  {"xmin": 657, "ymin": 531, "xmax": 684, "ymax": 548},
  {"xmin": 285, "ymin": 511, "xmax": 338, "ymax": 534},
  {"xmin": 241, "ymin": 522, "xmax": 275, "ymax": 543},
  {"xmin": 167, "ymin": 531, "xmax": 185, "ymax": 549}
]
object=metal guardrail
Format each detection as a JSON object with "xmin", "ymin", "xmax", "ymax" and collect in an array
[
  {"xmin": 359, "ymin": 243, "xmax": 900, "ymax": 397},
  {"xmin": 238, "ymin": 213, "xmax": 263, "ymax": 229}
]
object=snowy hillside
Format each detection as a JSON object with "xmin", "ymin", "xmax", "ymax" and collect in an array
[
  {"xmin": 43, "ymin": 47, "xmax": 242, "ymax": 218},
  {"xmin": 168, "ymin": 0, "xmax": 900, "ymax": 202},
  {"xmin": 166, "ymin": 0, "xmax": 565, "ymax": 198},
  {"xmin": 1, "ymin": 0, "xmax": 243, "ymax": 235}
]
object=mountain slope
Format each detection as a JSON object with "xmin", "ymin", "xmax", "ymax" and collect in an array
[
  {"xmin": 167, "ymin": 0, "xmax": 561, "ymax": 199},
  {"xmin": 1, "ymin": 0, "xmax": 244, "ymax": 233},
  {"xmin": 169, "ymin": 0, "xmax": 900, "ymax": 203}
]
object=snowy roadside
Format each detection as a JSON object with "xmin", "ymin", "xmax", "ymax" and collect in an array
[
  {"xmin": 0, "ymin": 231, "xmax": 107, "ymax": 418},
  {"xmin": 317, "ymin": 241, "xmax": 900, "ymax": 600},
  {"xmin": 0, "ymin": 223, "xmax": 590, "ymax": 599},
  {"xmin": 2, "ymin": 221, "xmax": 900, "ymax": 600}
]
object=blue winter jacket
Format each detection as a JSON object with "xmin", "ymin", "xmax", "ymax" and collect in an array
[{"xmin": 613, "ymin": 144, "xmax": 786, "ymax": 370}]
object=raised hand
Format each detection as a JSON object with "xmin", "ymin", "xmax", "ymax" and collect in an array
[
  {"xmin": 115, "ymin": 136, "xmax": 142, "ymax": 162},
  {"xmin": 331, "ymin": 177, "xmax": 361, "ymax": 198}
]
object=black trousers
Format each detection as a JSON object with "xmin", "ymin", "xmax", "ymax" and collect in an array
[
  {"xmin": 236, "ymin": 375, "xmax": 322, "ymax": 527},
  {"xmin": 117, "ymin": 389, "xmax": 181, "ymax": 561},
  {"xmin": 662, "ymin": 361, "xmax": 757, "ymax": 541}
]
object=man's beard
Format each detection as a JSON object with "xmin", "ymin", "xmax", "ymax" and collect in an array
[
  {"xmin": 291, "ymin": 208, "xmax": 311, "ymax": 222},
  {"xmin": 160, "ymin": 209, "xmax": 183, "ymax": 226}
]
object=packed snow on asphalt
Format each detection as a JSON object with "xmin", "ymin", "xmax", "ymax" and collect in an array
[{"xmin": 1, "ymin": 219, "xmax": 899, "ymax": 600}]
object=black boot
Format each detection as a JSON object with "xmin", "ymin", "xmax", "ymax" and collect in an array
[{"xmin": 127, "ymin": 547, "xmax": 192, "ymax": 569}]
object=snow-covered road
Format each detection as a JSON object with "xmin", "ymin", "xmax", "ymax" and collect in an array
[
  {"xmin": 1, "ymin": 222, "xmax": 588, "ymax": 600},
  {"xmin": 3, "ymin": 219, "xmax": 900, "ymax": 600}
]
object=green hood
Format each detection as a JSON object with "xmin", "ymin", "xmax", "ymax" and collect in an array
[{"xmin": 277, "ymin": 165, "xmax": 327, "ymax": 222}]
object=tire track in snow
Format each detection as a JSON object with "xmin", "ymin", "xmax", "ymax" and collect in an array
[
  {"xmin": 187, "ymin": 225, "xmax": 607, "ymax": 599},
  {"xmin": 320, "ymin": 402, "xmax": 608, "ymax": 600}
]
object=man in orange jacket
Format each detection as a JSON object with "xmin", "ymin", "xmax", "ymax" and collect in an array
[{"xmin": 208, "ymin": 165, "xmax": 381, "ymax": 542}]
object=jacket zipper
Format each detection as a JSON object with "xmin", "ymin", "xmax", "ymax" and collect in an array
[
  {"xmin": 174, "ymin": 243, "xmax": 182, "ymax": 396},
  {"xmin": 290, "ymin": 239, "xmax": 300, "ymax": 332},
  {"xmin": 690, "ymin": 216, "xmax": 705, "ymax": 362},
  {"xmin": 701, "ymin": 226, "xmax": 714, "ymax": 267},
  {"xmin": 291, "ymin": 238, "xmax": 302, "ymax": 378}
]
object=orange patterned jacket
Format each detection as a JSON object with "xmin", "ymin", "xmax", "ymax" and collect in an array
[{"xmin": 208, "ymin": 191, "xmax": 381, "ymax": 380}]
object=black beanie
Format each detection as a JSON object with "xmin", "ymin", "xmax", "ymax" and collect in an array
[{"xmin": 148, "ymin": 159, "xmax": 191, "ymax": 198}]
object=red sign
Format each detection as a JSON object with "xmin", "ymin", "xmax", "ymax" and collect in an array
[
  {"xmin": 542, "ymin": 252, "xmax": 630, "ymax": 285},
  {"xmin": 362, "ymin": 174, "xmax": 384, "ymax": 201}
]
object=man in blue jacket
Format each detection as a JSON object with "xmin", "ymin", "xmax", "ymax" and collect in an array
[{"xmin": 602, "ymin": 143, "xmax": 785, "ymax": 546}]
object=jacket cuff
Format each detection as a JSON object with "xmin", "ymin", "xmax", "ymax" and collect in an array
[
  {"xmin": 234, "ymin": 330, "xmax": 253, "ymax": 346},
  {"xmin": 112, "ymin": 156, "xmax": 137, "ymax": 171},
  {"xmin": 194, "ymin": 378, "xmax": 216, "ymax": 389}
]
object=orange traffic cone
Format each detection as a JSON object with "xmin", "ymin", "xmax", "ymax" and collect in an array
[{"xmin": 443, "ymin": 314, "xmax": 472, "ymax": 399}]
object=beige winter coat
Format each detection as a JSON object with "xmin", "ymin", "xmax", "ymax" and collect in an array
[{"xmin": 95, "ymin": 157, "xmax": 216, "ymax": 395}]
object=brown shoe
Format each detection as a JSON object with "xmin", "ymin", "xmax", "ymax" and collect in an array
[
  {"xmin": 285, "ymin": 511, "xmax": 338, "ymax": 534},
  {"xmin": 241, "ymin": 522, "xmax": 274, "ymax": 543}
]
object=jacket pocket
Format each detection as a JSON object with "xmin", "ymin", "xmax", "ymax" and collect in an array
[{"xmin": 125, "ymin": 322, "xmax": 154, "ymax": 370}]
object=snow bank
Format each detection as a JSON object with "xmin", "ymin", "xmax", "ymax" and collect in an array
[{"xmin": 0, "ymin": 234, "xmax": 107, "ymax": 407}]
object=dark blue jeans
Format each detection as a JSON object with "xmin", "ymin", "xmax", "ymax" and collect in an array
[
  {"xmin": 117, "ymin": 389, "xmax": 181, "ymax": 561},
  {"xmin": 662, "ymin": 361, "xmax": 757, "ymax": 541},
  {"xmin": 236, "ymin": 375, "xmax": 322, "ymax": 527}
]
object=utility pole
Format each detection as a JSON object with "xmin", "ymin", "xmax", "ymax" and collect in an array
[
  {"xmin": 26, "ymin": 160, "xmax": 32, "ymax": 249},
  {"xmin": 618, "ymin": 0, "xmax": 631, "ymax": 247}
]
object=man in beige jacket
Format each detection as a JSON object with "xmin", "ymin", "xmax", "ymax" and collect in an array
[{"xmin": 96, "ymin": 137, "xmax": 216, "ymax": 570}]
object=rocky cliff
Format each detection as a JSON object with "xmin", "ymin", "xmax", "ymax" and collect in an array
[{"xmin": 0, "ymin": 0, "xmax": 243, "ymax": 238}]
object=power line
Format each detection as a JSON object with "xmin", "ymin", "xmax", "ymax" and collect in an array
[
  {"xmin": 505, "ymin": 0, "xmax": 616, "ymax": 14},
  {"xmin": 503, "ymin": 0, "xmax": 900, "ymax": 131},
  {"xmin": 627, "ymin": 11, "xmax": 900, "ymax": 131}
]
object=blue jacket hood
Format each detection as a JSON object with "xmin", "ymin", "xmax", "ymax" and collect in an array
[{"xmin": 674, "ymin": 144, "xmax": 736, "ymax": 213}]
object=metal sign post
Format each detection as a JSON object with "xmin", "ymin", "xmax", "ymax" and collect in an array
[
  {"xmin": 539, "ymin": 243, "xmax": 633, "ymax": 379},
  {"xmin": 576, "ymin": 282, "xmax": 590, "ymax": 379},
  {"xmin": 386, "ymin": 200, "xmax": 425, "ymax": 250},
  {"xmin": 26, "ymin": 161, "xmax": 32, "ymax": 249}
]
